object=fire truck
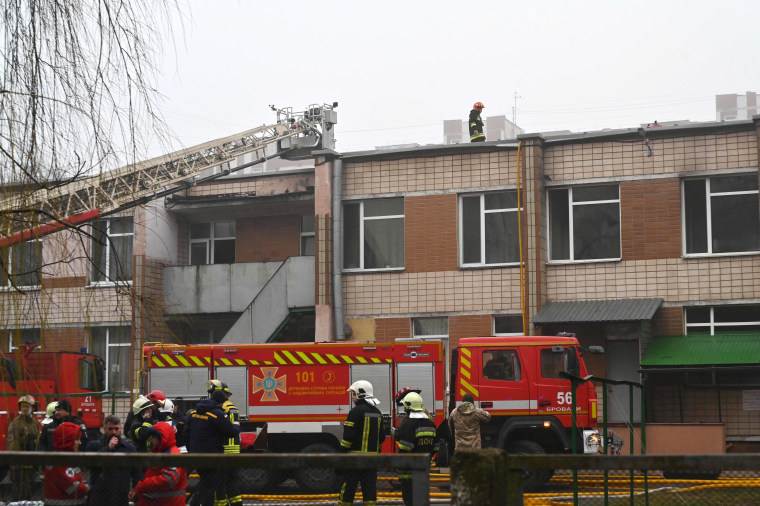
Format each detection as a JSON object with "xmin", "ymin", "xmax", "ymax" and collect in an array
[
  {"xmin": 143, "ymin": 335, "xmax": 603, "ymax": 492},
  {"xmin": 0, "ymin": 345, "xmax": 105, "ymax": 479}
]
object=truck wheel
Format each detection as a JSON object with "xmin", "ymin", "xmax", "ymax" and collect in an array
[
  {"xmin": 506, "ymin": 440, "xmax": 554, "ymax": 492},
  {"xmin": 294, "ymin": 443, "xmax": 343, "ymax": 494},
  {"xmin": 239, "ymin": 466, "xmax": 279, "ymax": 493}
]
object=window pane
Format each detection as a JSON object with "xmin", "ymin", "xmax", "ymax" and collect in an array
[
  {"xmin": 190, "ymin": 223, "xmax": 211, "ymax": 239},
  {"xmin": 711, "ymin": 194, "xmax": 760, "ymax": 253},
  {"xmin": 110, "ymin": 217, "xmax": 133, "ymax": 235},
  {"xmin": 573, "ymin": 202, "xmax": 620, "ymax": 260},
  {"xmin": 495, "ymin": 315, "xmax": 523, "ymax": 334},
  {"xmin": 343, "ymin": 204, "xmax": 360, "ymax": 269},
  {"xmin": 462, "ymin": 196, "xmax": 481, "ymax": 264},
  {"xmin": 214, "ymin": 221, "xmax": 235, "ymax": 238},
  {"xmin": 301, "ymin": 215, "xmax": 315, "ymax": 233},
  {"xmin": 711, "ymin": 174, "xmax": 758, "ymax": 193},
  {"xmin": 413, "ymin": 317, "xmax": 448, "ymax": 336},
  {"xmin": 715, "ymin": 325, "xmax": 760, "ymax": 333},
  {"xmin": 110, "ymin": 235, "xmax": 133, "ymax": 281},
  {"xmin": 549, "ymin": 189, "xmax": 570, "ymax": 260},
  {"xmin": 485, "ymin": 191, "xmax": 517, "ymax": 210},
  {"xmin": 0, "ymin": 248, "xmax": 8, "ymax": 286},
  {"xmin": 190, "ymin": 243, "xmax": 208, "ymax": 265},
  {"xmin": 713, "ymin": 305, "xmax": 760, "ymax": 322},
  {"xmin": 573, "ymin": 185, "xmax": 619, "ymax": 202},
  {"xmin": 213, "ymin": 238, "xmax": 236, "ymax": 264},
  {"xmin": 110, "ymin": 343, "xmax": 131, "ymax": 391},
  {"xmin": 91, "ymin": 222, "xmax": 108, "ymax": 282},
  {"xmin": 364, "ymin": 218, "xmax": 404, "ymax": 268},
  {"xmin": 364, "ymin": 198, "xmax": 403, "ymax": 217},
  {"xmin": 684, "ymin": 179, "xmax": 708, "ymax": 254},
  {"xmin": 301, "ymin": 236, "xmax": 315, "ymax": 256},
  {"xmin": 541, "ymin": 349, "xmax": 566, "ymax": 378},
  {"xmin": 483, "ymin": 350, "xmax": 520, "ymax": 381},
  {"xmin": 685, "ymin": 307, "xmax": 710, "ymax": 324},
  {"xmin": 90, "ymin": 328, "xmax": 108, "ymax": 360},
  {"xmin": 15, "ymin": 241, "xmax": 41, "ymax": 286},
  {"xmin": 485, "ymin": 211, "xmax": 519, "ymax": 263}
]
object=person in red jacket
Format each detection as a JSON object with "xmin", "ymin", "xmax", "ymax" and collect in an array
[
  {"xmin": 129, "ymin": 421, "xmax": 187, "ymax": 505},
  {"xmin": 44, "ymin": 421, "xmax": 89, "ymax": 506}
]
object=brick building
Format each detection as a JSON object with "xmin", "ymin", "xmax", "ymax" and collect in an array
[{"xmin": 1, "ymin": 115, "xmax": 759, "ymax": 448}]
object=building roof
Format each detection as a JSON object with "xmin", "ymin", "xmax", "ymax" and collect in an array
[
  {"xmin": 532, "ymin": 298, "xmax": 663, "ymax": 324},
  {"xmin": 641, "ymin": 333, "xmax": 760, "ymax": 367}
]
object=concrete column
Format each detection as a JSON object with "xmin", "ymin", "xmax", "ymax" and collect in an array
[
  {"xmin": 314, "ymin": 155, "xmax": 334, "ymax": 341},
  {"xmin": 516, "ymin": 135, "xmax": 547, "ymax": 334}
]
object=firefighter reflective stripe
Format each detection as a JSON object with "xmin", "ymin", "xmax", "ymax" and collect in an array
[
  {"xmin": 161, "ymin": 468, "xmax": 180, "ymax": 488},
  {"xmin": 65, "ymin": 481, "xmax": 82, "ymax": 495},
  {"xmin": 397, "ymin": 439, "xmax": 414, "ymax": 451},
  {"xmin": 340, "ymin": 420, "xmax": 355, "ymax": 448}
]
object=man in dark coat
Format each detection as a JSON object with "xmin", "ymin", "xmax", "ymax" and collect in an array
[
  {"xmin": 87, "ymin": 415, "xmax": 142, "ymax": 506},
  {"xmin": 186, "ymin": 389, "xmax": 239, "ymax": 506},
  {"xmin": 39, "ymin": 399, "xmax": 88, "ymax": 452}
]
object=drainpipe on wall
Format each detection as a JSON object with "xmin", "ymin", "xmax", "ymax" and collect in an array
[{"xmin": 332, "ymin": 157, "xmax": 346, "ymax": 340}]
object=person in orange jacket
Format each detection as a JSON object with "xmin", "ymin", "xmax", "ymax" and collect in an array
[
  {"xmin": 44, "ymin": 421, "xmax": 89, "ymax": 505},
  {"xmin": 129, "ymin": 421, "xmax": 187, "ymax": 505}
]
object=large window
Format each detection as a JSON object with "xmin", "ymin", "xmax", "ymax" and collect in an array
[
  {"xmin": 460, "ymin": 191, "xmax": 520, "ymax": 266},
  {"xmin": 89, "ymin": 326, "xmax": 131, "ymax": 392},
  {"xmin": 6, "ymin": 328, "xmax": 41, "ymax": 352},
  {"xmin": 683, "ymin": 175, "xmax": 760, "ymax": 255},
  {"xmin": 344, "ymin": 198, "xmax": 404, "ymax": 270},
  {"xmin": 91, "ymin": 217, "xmax": 133, "ymax": 283},
  {"xmin": 549, "ymin": 185, "xmax": 620, "ymax": 262},
  {"xmin": 494, "ymin": 315, "xmax": 524, "ymax": 336},
  {"xmin": 685, "ymin": 305, "xmax": 760, "ymax": 335},
  {"xmin": 0, "ymin": 240, "xmax": 42, "ymax": 288},
  {"xmin": 190, "ymin": 221, "xmax": 236, "ymax": 265},
  {"xmin": 413, "ymin": 317, "xmax": 448, "ymax": 339}
]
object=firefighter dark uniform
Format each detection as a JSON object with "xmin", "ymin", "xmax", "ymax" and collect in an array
[
  {"xmin": 395, "ymin": 392, "xmax": 438, "ymax": 506},
  {"xmin": 131, "ymin": 395, "xmax": 159, "ymax": 453},
  {"xmin": 339, "ymin": 380, "xmax": 385, "ymax": 506},
  {"xmin": 469, "ymin": 102, "xmax": 486, "ymax": 142},
  {"xmin": 219, "ymin": 396, "xmax": 242, "ymax": 506}
]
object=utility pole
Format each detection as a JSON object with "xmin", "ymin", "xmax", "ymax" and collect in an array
[{"xmin": 512, "ymin": 91, "xmax": 522, "ymax": 126}]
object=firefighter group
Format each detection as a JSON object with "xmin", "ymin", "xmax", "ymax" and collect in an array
[{"xmin": 3, "ymin": 377, "xmax": 489, "ymax": 506}]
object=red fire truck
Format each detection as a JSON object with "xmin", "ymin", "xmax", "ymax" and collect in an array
[
  {"xmin": 144, "ymin": 335, "xmax": 603, "ymax": 492},
  {"xmin": 0, "ymin": 345, "xmax": 105, "ymax": 478}
]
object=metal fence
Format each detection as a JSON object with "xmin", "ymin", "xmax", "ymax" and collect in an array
[{"xmin": 0, "ymin": 451, "xmax": 431, "ymax": 505}]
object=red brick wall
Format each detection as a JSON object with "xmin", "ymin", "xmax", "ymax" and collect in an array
[
  {"xmin": 237, "ymin": 215, "xmax": 300, "ymax": 263},
  {"xmin": 43, "ymin": 327, "xmax": 86, "ymax": 352},
  {"xmin": 375, "ymin": 317, "xmax": 411, "ymax": 343},
  {"xmin": 621, "ymin": 178, "xmax": 681, "ymax": 260},
  {"xmin": 652, "ymin": 306, "xmax": 684, "ymax": 336},
  {"xmin": 405, "ymin": 194, "xmax": 458, "ymax": 273},
  {"xmin": 449, "ymin": 314, "xmax": 491, "ymax": 349}
]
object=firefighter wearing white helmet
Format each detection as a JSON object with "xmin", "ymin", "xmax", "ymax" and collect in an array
[
  {"xmin": 7, "ymin": 394, "xmax": 40, "ymax": 500},
  {"xmin": 338, "ymin": 380, "xmax": 386, "ymax": 506},
  {"xmin": 129, "ymin": 395, "xmax": 157, "ymax": 452},
  {"xmin": 395, "ymin": 391, "xmax": 439, "ymax": 506}
]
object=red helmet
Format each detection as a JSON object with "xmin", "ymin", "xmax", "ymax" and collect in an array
[
  {"xmin": 473, "ymin": 102, "xmax": 485, "ymax": 111},
  {"xmin": 395, "ymin": 387, "xmax": 422, "ymax": 406},
  {"xmin": 147, "ymin": 390, "xmax": 166, "ymax": 407}
]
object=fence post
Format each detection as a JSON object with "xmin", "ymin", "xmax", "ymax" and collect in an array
[
  {"xmin": 411, "ymin": 466, "xmax": 431, "ymax": 506},
  {"xmin": 450, "ymin": 448, "xmax": 513, "ymax": 505}
]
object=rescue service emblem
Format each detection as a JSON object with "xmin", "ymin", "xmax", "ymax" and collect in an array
[
  {"xmin": 65, "ymin": 467, "xmax": 76, "ymax": 478},
  {"xmin": 252, "ymin": 367, "xmax": 287, "ymax": 402}
]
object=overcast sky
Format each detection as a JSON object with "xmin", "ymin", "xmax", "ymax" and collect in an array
[{"xmin": 153, "ymin": 0, "xmax": 760, "ymax": 154}]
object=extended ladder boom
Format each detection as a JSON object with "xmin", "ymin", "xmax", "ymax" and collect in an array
[{"xmin": 0, "ymin": 104, "xmax": 335, "ymax": 247}]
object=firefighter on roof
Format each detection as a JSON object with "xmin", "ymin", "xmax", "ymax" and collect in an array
[
  {"xmin": 469, "ymin": 102, "xmax": 486, "ymax": 142},
  {"xmin": 395, "ymin": 391, "xmax": 438, "ymax": 506},
  {"xmin": 338, "ymin": 380, "xmax": 386, "ymax": 506},
  {"xmin": 7, "ymin": 394, "xmax": 40, "ymax": 500}
]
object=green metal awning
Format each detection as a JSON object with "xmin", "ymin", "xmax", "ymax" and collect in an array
[{"xmin": 641, "ymin": 333, "xmax": 760, "ymax": 367}]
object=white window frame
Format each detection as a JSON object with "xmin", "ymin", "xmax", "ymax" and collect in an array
[
  {"xmin": 682, "ymin": 175, "xmax": 760, "ymax": 257},
  {"xmin": 685, "ymin": 305, "xmax": 760, "ymax": 335},
  {"xmin": 90, "ymin": 217, "xmax": 133, "ymax": 285},
  {"xmin": 343, "ymin": 198, "xmax": 405, "ymax": 272},
  {"xmin": 0, "ymin": 239, "xmax": 42, "ymax": 289},
  {"xmin": 493, "ymin": 315, "xmax": 524, "ymax": 336},
  {"xmin": 7, "ymin": 328, "xmax": 41, "ymax": 352},
  {"xmin": 89, "ymin": 326, "xmax": 131, "ymax": 392},
  {"xmin": 189, "ymin": 220, "xmax": 236, "ymax": 265},
  {"xmin": 548, "ymin": 185, "xmax": 621, "ymax": 263},
  {"xmin": 300, "ymin": 215, "xmax": 315, "ymax": 256},
  {"xmin": 459, "ymin": 191, "xmax": 521, "ymax": 267}
]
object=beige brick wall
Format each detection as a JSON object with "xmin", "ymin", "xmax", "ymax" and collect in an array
[
  {"xmin": 546, "ymin": 256, "xmax": 760, "ymax": 302},
  {"xmin": 344, "ymin": 151, "xmax": 518, "ymax": 197},
  {"xmin": 343, "ymin": 269, "xmax": 523, "ymax": 317},
  {"xmin": 544, "ymin": 130, "xmax": 758, "ymax": 181}
]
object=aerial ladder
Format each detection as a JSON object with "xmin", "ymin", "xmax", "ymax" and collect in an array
[{"xmin": 0, "ymin": 103, "xmax": 337, "ymax": 248}]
